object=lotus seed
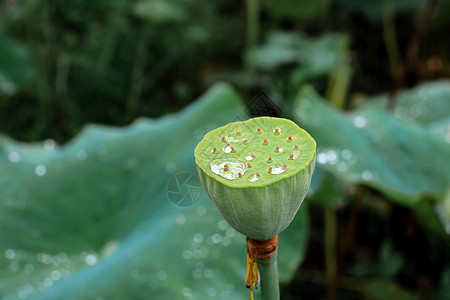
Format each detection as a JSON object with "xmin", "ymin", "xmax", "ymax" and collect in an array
[
  {"xmin": 266, "ymin": 157, "xmax": 273, "ymax": 164},
  {"xmin": 263, "ymin": 138, "xmax": 269, "ymax": 146},
  {"xmin": 256, "ymin": 128, "xmax": 262, "ymax": 134},
  {"xmin": 243, "ymin": 139, "xmax": 249, "ymax": 145},
  {"xmin": 273, "ymin": 128, "xmax": 281, "ymax": 135},
  {"xmin": 287, "ymin": 136, "xmax": 293, "ymax": 142}
]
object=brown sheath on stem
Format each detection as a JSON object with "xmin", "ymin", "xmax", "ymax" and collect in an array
[{"xmin": 247, "ymin": 235, "xmax": 278, "ymax": 261}]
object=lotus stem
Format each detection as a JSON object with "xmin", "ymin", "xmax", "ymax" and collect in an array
[
  {"xmin": 248, "ymin": 236, "xmax": 280, "ymax": 300},
  {"xmin": 257, "ymin": 253, "xmax": 280, "ymax": 300}
]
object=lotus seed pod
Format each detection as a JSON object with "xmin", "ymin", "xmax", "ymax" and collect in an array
[{"xmin": 194, "ymin": 117, "xmax": 316, "ymax": 240}]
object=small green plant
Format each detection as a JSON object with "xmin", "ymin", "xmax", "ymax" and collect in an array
[{"xmin": 194, "ymin": 116, "xmax": 316, "ymax": 300}]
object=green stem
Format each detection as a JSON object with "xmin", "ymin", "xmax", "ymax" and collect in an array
[
  {"xmin": 245, "ymin": 0, "xmax": 260, "ymax": 84},
  {"xmin": 257, "ymin": 252, "xmax": 280, "ymax": 300},
  {"xmin": 325, "ymin": 208, "xmax": 337, "ymax": 300},
  {"xmin": 326, "ymin": 36, "xmax": 352, "ymax": 109},
  {"xmin": 383, "ymin": 0, "xmax": 401, "ymax": 78}
]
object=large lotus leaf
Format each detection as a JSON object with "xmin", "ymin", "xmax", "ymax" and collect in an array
[
  {"xmin": 362, "ymin": 81, "xmax": 450, "ymax": 142},
  {"xmin": 0, "ymin": 34, "xmax": 34, "ymax": 94},
  {"xmin": 0, "ymin": 83, "xmax": 309, "ymax": 300},
  {"xmin": 293, "ymin": 85, "xmax": 450, "ymax": 207}
]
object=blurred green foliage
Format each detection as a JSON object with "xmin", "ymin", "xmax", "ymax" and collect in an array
[{"xmin": 1, "ymin": 0, "xmax": 450, "ymax": 299}]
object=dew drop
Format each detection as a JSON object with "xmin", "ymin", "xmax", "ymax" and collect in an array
[
  {"xmin": 248, "ymin": 172, "xmax": 261, "ymax": 182},
  {"xmin": 362, "ymin": 170, "xmax": 373, "ymax": 181},
  {"xmin": 353, "ymin": 116, "xmax": 367, "ymax": 128},
  {"xmin": 43, "ymin": 277, "xmax": 53, "ymax": 288},
  {"xmin": 245, "ymin": 152, "xmax": 256, "ymax": 161},
  {"xmin": 269, "ymin": 163, "xmax": 288, "ymax": 174},
  {"xmin": 341, "ymin": 149, "xmax": 353, "ymax": 160},
  {"xmin": 326, "ymin": 150, "xmax": 338, "ymax": 164},
  {"xmin": 222, "ymin": 143, "xmax": 234, "ymax": 153},
  {"xmin": 9, "ymin": 261, "xmax": 19, "ymax": 272},
  {"xmin": 288, "ymin": 153, "xmax": 300, "ymax": 160},
  {"xmin": 193, "ymin": 233, "xmax": 204, "ymax": 243},
  {"xmin": 51, "ymin": 270, "xmax": 61, "ymax": 281},
  {"xmin": 44, "ymin": 139, "xmax": 56, "ymax": 151},
  {"xmin": 218, "ymin": 220, "xmax": 228, "ymax": 230},
  {"xmin": 317, "ymin": 153, "xmax": 327, "ymax": 164},
  {"xmin": 85, "ymin": 254, "xmax": 98, "ymax": 265},
  {"xmin": 176, "ymin": 215, "xmax": 186, "ymax": 225},
  {"xmin": 5, "ymin": 249, "xmax": 15, "ymax": 259},
  {"xmin": 8, "ymin": 151, "xmax": 20, "ymax": 163},
  {"xmin": 35, "ymin": 165, "xmax": 47, "ymax": 176},
  {"xmin": 210, "ymin": 158, "xmax": 247, "ymax": 180},
  {"xmin": 274, "ymin": 146, "xmax": 284, "ymax": 153},
  {"xmin": 183, "ymin": 250, "xmax": 193, "ymax": 260},
  {"xmin": 211, "ymin": 234, "xmax": 222, "ymax": 244}
]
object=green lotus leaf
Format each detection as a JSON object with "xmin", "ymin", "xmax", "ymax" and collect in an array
[
  {"xmin": 0, "ymin": 83, "xmax": 310, "ymax": 299},
  {"xmin": 194, "ymin": 117, "xmax": 316, "ymax": 240},
  {"xmin": 293, "ymin": 85, "xmax": 450, "ymax": 206}
]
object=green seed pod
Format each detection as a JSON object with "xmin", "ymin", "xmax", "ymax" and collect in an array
[{"xmin": 194, "ymin": 117, "xmax": 316, "ymax": 240}]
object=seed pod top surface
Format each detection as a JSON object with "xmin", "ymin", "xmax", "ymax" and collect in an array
[{"xmin": 194, "ymin": 117, "xmax": 316, "ymax": 187}]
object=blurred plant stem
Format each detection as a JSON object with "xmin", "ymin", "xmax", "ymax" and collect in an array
[
  {"xmin": 387, "ymin": 0, "xmax": 439, "ymax": 111},
  {"xmin": 324, "ymin": 208, "xmax": 337, "ymax": 300},
  {"xmin": 383, "ymin": 0, "xmax": 402, "ymax": 79},
  {"xmin": 323, "ymin": 36, "xmax": 353, "ymax": 299},
  {"xmin": 245, "ymin": 0, "xmax": 260, "ymax": 85},
  {"xmin": 326, "ymin": 36, "xmax": 352, "ymax": 109},
  {"xmin": 339, "ymin": 187, "xmax": 365, "ymax": 262},
  {"xmin": 124, "ymin": 24, "xmax": 152, "ymax": 123},
  {"xmin": 54, "ymin": 52, "xmax": 70, "ymax": 140}
]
